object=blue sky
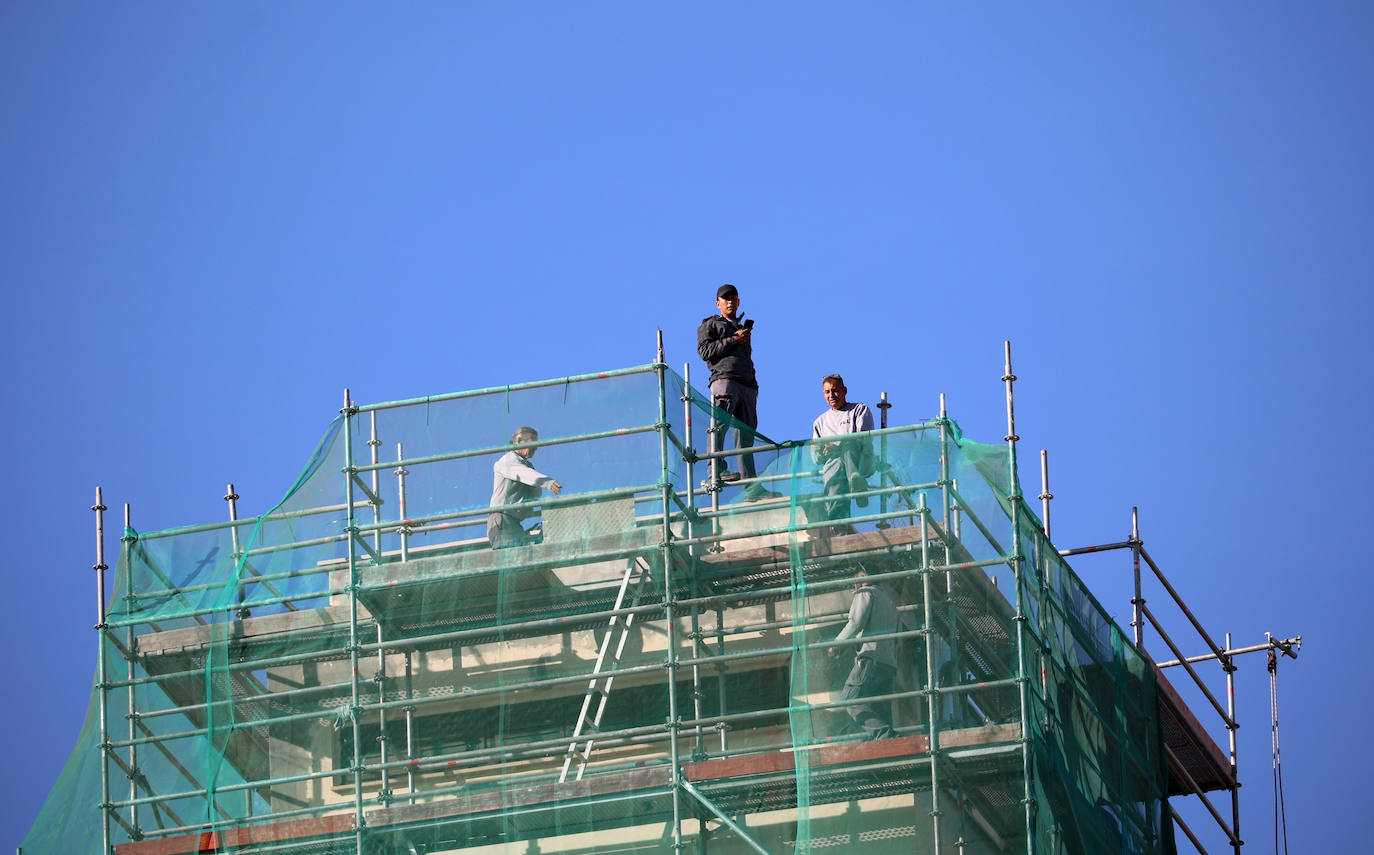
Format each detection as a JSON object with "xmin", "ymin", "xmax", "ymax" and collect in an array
[{"xmin": 3, "ymin": 3, "xmax": 1370, "ymax": 851}]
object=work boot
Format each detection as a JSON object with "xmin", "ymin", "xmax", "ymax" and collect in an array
[{"xmin": 850, "ymin": 473, "xmax": 869, "ymax": 508}]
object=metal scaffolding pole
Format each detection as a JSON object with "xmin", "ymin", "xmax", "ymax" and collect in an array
[
  {"xmin": 1132, "ymin": 507, "xmax": 1144, "ymax": 647},
  {"xmin": 376, "ymin": 624, "xmax": 391, "ymax": 805},
  {"xmin": 655, "ymin": 340, "xmax": 686, "ymax": 852},
  {"xmin": 341, "ymin": 389, "xmax": 365, "ymax": 855},
  {"xmin": 877, "ymin": 391, "xmax": 891, "ymax": 530},
  {"xmin": 94, "ymin": 488, "xmax": 113, "ymax": 855},
  {"xmin": 936, "ymin": 389, "xmax": 957, "ymax": 853},
  {"xmin": 368, "ymin": 412, "xmax": 383, "ymax": 556},
  {"xmin": 1226, "ymin": 631, "xmax": 1242, "ymax": 855},
  {"xmin": 1002, "ymin": 341, "xmax": 1034, "ymax": 855},
  {"xmin": 683, "ymin": 361, "xmax": 707, "ymax": 761},
  {"xmin": 123, "ymin": 503, "xmax": 140, "ymax": 841},
  {"xmin": 918, "ymin": 493, "xmax": 943, "ymax": 854},
  {"xmin": 1038, "ymin": 450, "xmax": 1052, "ymax": 543}
]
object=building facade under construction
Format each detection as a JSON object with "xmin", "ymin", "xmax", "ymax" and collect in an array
[{"xmin": 22, "ymin": 356, "xmax": 1247, "ymax": 854}]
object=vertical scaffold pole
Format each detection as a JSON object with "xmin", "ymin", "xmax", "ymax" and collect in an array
[
  {"xmin": 934, "ymin": 391, "xmax": 958, "ymax": 852},
  {"xmin": 1038, "ymin": 451, "xmax": 1052, "ymax": 544},
  {"xmin": 937, "ymin": 397, "xmax": 957, "ymax": 691},
  {"xmin": 225, "ymin": 483, "xmax": 250, "ymax": 820},
  {"xmin": 369, "ymin": 412, "xmax": 383, "ymax": 555},
  {"xmin": 396, "ymin": 439, "xmax": 416, "ymax": 804},
  {"xmin": 226, "ymin": 484, "xmax": 246, "ymax": 619},
  {"xmin": 1225, "ymin": 631, "xmax": 1241, "ymax": 855},
  {"xmin": 1034, "ymin": 451, "xmax": 1053, "ymax": 704},
  {"xmin": 654, "ymin": 344, "xmax": 685, "ymax": 851},
  {"xmin": 1131, "ymin": 508, "xmax": 1143, "ymax": 647},
  {"xmin": 1001, "ymin": 341, "xmax": 1034, "ymax": 855},
  {"xmin": 375, "ymin": 624, "xmax": 390, "ymax": 805},
  {"xmin": 94, "ymin": 488, "xmax": 112, "ymax": 855},
  {"xmin": 341, "ymin": 390, "xmax": 365, "ymax": 855},
  {"xmin": 702, "ymin": 359, "xmax": 726, "ymax": 754},
  {"xmin": 368, "ymin": 413, "xmax": 391, "ymax": 807},
  {"xmin": 395, "ymin": 443, "xmax": 410, "ymax": 562},
  {"xmin": 918, "ymin": 493, "xmax": 943, "ymax": 855},
  {"xmin": 123, "ymin": 502, "xmax": 139, "ymax": 840},
  {"xmin": 876, "ymin": 392, "xmax": 891, "ymax": 530},
  {"xmin": 683, "ymin": 362, "xmax": 707, "ymax": 760},
  {"xmin": 404, "ymin": 651, "xmax": 416, "ymax": 803}
]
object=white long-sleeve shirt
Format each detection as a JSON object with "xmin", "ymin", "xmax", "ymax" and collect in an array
[
  {"xmin": 811, "ymin": 402, "xmax": 875, "ymax": 464},
  {"xmin": 490, "ymin": 451, "xmax": 555, "ymax": 521}
]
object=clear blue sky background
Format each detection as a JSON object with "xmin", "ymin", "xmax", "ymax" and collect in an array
[{"xmin": 3, "ymin": 3, "xmax": 1370, "ymax": 851}]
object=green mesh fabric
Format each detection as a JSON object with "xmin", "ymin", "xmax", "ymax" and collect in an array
[{"xmin": 24, "ymin": 364, "xmax": 1175, "ymax": 855}]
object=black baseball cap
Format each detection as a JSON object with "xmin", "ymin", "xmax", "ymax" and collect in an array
[{"xmin": 716, "ymin": 284, "xmax": 738, "ymax": 299}]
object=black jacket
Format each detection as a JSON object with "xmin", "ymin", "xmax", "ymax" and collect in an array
[{"xmin": 697, "ymin": 314, "xmax": 757, "ymax": 389}]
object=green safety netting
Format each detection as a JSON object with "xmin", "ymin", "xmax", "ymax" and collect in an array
[{"xmin": 24, "ymin": 364, "xmax": 1174, "ymax": 855}]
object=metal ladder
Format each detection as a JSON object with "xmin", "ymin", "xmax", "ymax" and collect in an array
[{"xmin": 559, "ymin": 556, "xmax": 653, "ymax": 782}]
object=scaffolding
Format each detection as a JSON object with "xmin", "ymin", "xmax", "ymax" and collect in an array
[{"xmin": 25, "ymin": 346, "xmax": 1241, "ymax": 855}]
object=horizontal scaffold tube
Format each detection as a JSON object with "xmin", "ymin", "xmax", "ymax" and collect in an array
[
  {"xmin": 671, "ymin": 554, "xmax": 1014, "ymax": 614},
  {"xmin": 672, "ymin": 499, "xmax": 940, "ymax": 549},
  {"xmin": 110, "ymin": 614, "xmax": 943, "ymax": 753},
  {"xmin": 351, "ymin": 424, "xmax": 660, "ymax": 475},
  {"xmin": 353, "ymin": 363, "xmax": 663, "ymax": 414},
  {"xmin": 136, "ymin": 500, "xmax": 374, "ymax": 542},
  {"xmin": 107, "ymin": 550, "xmax": 1011, "ymax": 687},
  {"xmin": 689, "ymin": 422, "xmax": 942, "ymax": 463},
  {"xmin": 1057, "ymin": 539, "xmax": 1135, "ymax": 557},
  {"xmin": 105, "ymin": 585, "xmax": 341, "ymax": 629},
  {"xmin": 351, "ymin": 481, "xmax": 660, "ymax": 534},
  {"xmin": 121, "ymin": 560, "xmax": 337, "ymax": 603},
  {"xmin": 136, "ymin": 676, "xmax": 354, "ymax": 722}
]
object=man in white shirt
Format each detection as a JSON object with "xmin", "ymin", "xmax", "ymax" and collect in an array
[
  {"xmin": 811, "ymin": 374, "xmax": 875, "ymax": 526},
  {"xmin": 487, "ymin": 426, "xmax": 563, "ymax": 549}
]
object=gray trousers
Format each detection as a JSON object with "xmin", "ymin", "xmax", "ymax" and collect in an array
[
  {"xmin": 820, "ymin": 443, "xmax": 868, "ymax": 521},
  {"xmin": 486, "ymin": 513, "xmax": 526, "ymax": 549},
  {"xmin": 840, "ymin": 656, "xmax": 896, "ymax": 740},
  {"xmin": 709, "ymin": 378, "xmax": 758, "ymax": 480}
]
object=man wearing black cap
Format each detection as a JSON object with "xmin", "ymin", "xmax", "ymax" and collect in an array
[{"xmin": 697, "ymin": 284, "xmax": 776, "ymax": 499}]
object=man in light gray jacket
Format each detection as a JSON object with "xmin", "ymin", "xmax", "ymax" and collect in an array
[{"xmin": 829, "ymin": 568, "xmax": 900, "ymax": 740}]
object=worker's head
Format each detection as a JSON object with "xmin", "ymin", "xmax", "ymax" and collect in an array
[
  {"xmin": 853, "ymin": 567, "xmax": 868, "ymax": 590},
  {"xmin": 716, "ymin": 284, "xmax": 740, "ymax": 319},
  {"xmin": 512, "ymin": 426, "xmax": 539, "ymax": 458},
  {"xmin": 822, "ymin": 374, "xmax": 848, "ymax": 410}
]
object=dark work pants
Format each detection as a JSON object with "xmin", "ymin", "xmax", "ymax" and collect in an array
[
  {"xmin": 709, "ymin": 378, "xmax": 758, "ymax": 480},
  {"xmin": 840, "ymin": 656, "xmax": 896, "ymax": 740}
]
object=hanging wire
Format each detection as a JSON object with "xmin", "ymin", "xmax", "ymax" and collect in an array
[{"xmin": 1268, "ymin": 648, "xmax": 1289, "ymax": 855}]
